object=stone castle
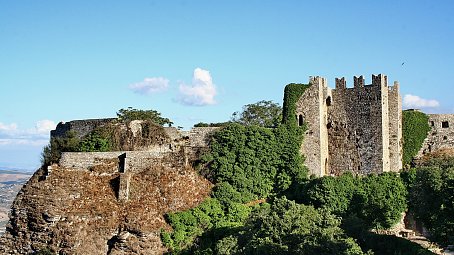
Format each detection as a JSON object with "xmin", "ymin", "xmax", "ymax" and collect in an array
[
  {"xmin": 49, "ymin": 74, "xmax": 454, "ymax": 180},
  {"xmin": 296, "ymin": 74, "xmax": 402, "ymax": 177}
]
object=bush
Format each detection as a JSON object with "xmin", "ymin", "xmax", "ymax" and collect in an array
[
  {"xmin": 303, "ymin": 172, "xmax": 407, "ymax": 230},
  {"xmin": 78, "ymin": 131, "xmax": 111, "ymax": 152},
  {"xmin": 117, "ymin": 107, "xmax": 173, "ymax": 126},
  {"xmin": 213, "ymin": 197, "xmax": 366, "ymax": 255},
  {"xmin": 41, "ymin": 131, "xmax": 80, "ymax": 165},
  {"xmin": 407, "ymin": 166, "xmax": 454, "ymax": 245}
]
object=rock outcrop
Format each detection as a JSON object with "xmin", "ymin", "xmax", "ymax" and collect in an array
[{"xmin": 0, "ymin": 152, "xmax": 212, "ymax": 254}]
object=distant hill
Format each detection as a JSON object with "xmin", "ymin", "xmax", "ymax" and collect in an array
[{"xmin": 0, "ymin": 170, "xmax": 32, "ymax": 236}]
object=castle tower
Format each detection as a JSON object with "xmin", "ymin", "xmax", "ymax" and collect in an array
[
  {"xmin": 295, "ymin": 74, "xmax": 402, "ymax": 176},
  {"xmin": 295, "ymin": 77, "xmax": 331, "ymax": 176}
]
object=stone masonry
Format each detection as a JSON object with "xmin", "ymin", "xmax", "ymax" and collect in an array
[
  {"xmin": 418, "ymin": 114, "xmax": 454, "ymax": 156},
  {"xmin": 51, "ymin": 121, "xmax": 219, "ymax": 202},
  {"xmin": 296, "ymin": 74, "xmax": 402, "ymax": 176}
]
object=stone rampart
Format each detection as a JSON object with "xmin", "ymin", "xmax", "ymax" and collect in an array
[
  {"xmin": 60, "ymin": 150, "xmax": 172, "ymax": 173},
  {"xmin": 51, "ymin": 118, "xmax": 116, "ymax": 139}
]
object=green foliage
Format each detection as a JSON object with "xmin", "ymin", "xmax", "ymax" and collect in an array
[
  {"xmin": 162, "ymin": 198, "xmax": 225, "ymax": 251},
  {"xmin": 282, "ymin": 83, "xmax": 310, "ymax": 125},
  {"xmin": 78, "ymin": 130, "xmax": 111, "ymax": 152},
  {"xmin": 194, "ymin": 122, "xmax": 231, "ymax": 127},
  {"xmin": 402, "ymin": 110, "xmax": 430, "ymax": 166},
  {"xmin": 211, "ymin": 197, "xmax": 365, "ymax": 255},
  {"xmin": 407, "ymin": 166, "xmax": 454, "ymax": 245},
  {"xmin": 165, "ymin": 119, "xmax": 306, "ymax": 252},
  {"xmin": 303, "ymin": 172, "xmax": 361, "ymax": 216},
  {"xmin": 117, "ymin": 107, "xmax": 173, "ymax": 126},
  {"xmin": 231, "ymin": 100, "xmax": 282, "ymax": 128},
  {"xmin": 162, "ymin": 197, "xmax": 252, "ymax": 253},
  {"xmin": 41, "ymin": 131, "xmax": 80, "ymax": 165},
  {"xmin": 205, "ymin": 123, "xmax": 306, "ymax": 202},
  {"xmin": 359, "ymin": 173, "xmax": 407, "ymax": 229},
  {"xmin": 303, "ymin": 172, "xmax": 407, "ymax": 229},
  {"xmin": 343, "ymin": 216, "xmax": 436, "ymax": 255}
]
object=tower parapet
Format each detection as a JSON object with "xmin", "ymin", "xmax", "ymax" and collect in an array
[
  {"xmin": 335, "ymin": 77, "xmax": 346, "ymax": 89},
  {"xmin": 354, "ymin": 75, "xmax": 365, "ymax": 88},
  {"xmin": 372, "ymin": 74, "xmax": 388, "ymax": 87}
]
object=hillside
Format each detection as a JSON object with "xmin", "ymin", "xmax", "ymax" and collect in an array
[
  {"xmin": 0, "ymin": 170, "xmax": 32, "ymax": 235},
  {"xmin": 0, "ymin": 156, "xmax": 211, "ymax": 254}
]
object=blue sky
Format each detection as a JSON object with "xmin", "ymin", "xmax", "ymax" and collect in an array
[{"xmin": 1, "ymin": 0, "xmax": 453, "ymax": 170}]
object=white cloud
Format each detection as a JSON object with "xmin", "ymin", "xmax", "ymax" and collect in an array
[
  {"xmin": 403, "ymin": 94, "xmax": 440, "ymax": 108},
  {"xmin": 35, "ymin": 120, "xmax": 56, "ymax": 135},
  {"xmin": 177, "ymin": 68, "xmax": 217, "ymax": 106},
  {"xmin": 0, "ymin": 120, "xmax": 55, "ymax": 146},
  {"xmin": 0, "ymin": 122, "xmax": 18, "ymax": 132},
  {"xmin": 129, "ymin": 77, "xmax": 169, "ymax": 95}
]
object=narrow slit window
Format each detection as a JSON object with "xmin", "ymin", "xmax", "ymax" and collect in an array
[
  {"xmin": 326, "ymin": 96, "xmax": 332, "ymax": 106},
  {"xmin": 298, "ymin": 115, "xmax": 304, "ymax": 126},
  {"xmin": 431, "ymin": 121, "xmax": 435, "ymax": 127}
]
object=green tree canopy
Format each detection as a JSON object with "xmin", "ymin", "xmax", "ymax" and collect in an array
[
  {"xmin": 213, "ymin": 197, "xmax": 365, "ymax": 255},
  {"xmin": 407, "ymin": 166, "xmax": 454, "ymax": 245},
  {"xmin": 117, "ymin": 107, "xmax": 173, "ymax": 126},
  {"xmin": 231, "ymin": 100, "xmax": 282, "ymax": 128}
]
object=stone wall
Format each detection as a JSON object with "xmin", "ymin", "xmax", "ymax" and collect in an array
[
  {"xmin": 388, "ymin": 82, "xmax": 403, "ymax": 171},
  {"xmin": 296, "ymin": 77, "xmax": 330, "ymax": 176},
  {"xmin": 328, "ymin": 75, "xmax": 389, "ymax": 175},
  {"xmin": 59, "ymin": 150, "xmax": 172, "ymax": 173},
  {"xmin": 418, "ymin": 114, "xmax": 454, "ymax": 156},
  {"xmin": 51, "ymin": 118, "xmax": 116, "ymax": 139}
]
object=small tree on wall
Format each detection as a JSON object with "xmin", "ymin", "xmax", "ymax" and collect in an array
[{"xmin": 117, "ymin": 107, "xmax": 173, "ymax": 126}]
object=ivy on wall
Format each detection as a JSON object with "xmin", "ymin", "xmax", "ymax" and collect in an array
[
  {"xmin": 282, "ymin": 83, "xmax": 310, "ymax": 126},
  {"xmin": 402, "ymin": 110, "xmax": 430, "ymax": 166}
]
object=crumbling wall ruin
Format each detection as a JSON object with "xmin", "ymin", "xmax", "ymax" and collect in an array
[{"xmin": 418, "ymin": 114, "xmax": 454, "ymax": 156}]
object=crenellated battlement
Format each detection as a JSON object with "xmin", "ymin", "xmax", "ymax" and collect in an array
[
  {"xmin": 309, "ymin": 76, "xmax": 328, "ymax": 88},
  {"xmin": 372, "ymin": 74, "xmax": 388, "ymax": 87},
  {"xmin": 354, "ymin": 75, "xmax": 365, "ymax": 88},
  {"xmin": 333, "ymin": 74, "xmax": 390, "ymax": 90},
  {"xmin": 335, "ymin": 77, "xmax": 346, "ymax": 89}
]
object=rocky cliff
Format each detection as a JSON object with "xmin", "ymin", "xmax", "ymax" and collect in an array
[{"xmin": 0, "ymin": 152, "xmax": 212, "ymax": 254}]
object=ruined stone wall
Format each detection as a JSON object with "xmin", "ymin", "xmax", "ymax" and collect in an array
[
  {"xmin": 296, "ymin": 77, "xmax": 330, "ymax": 176},
  {"xmin": 418, "ymin": 114, "xmax": 454, "ymax": 156},
  {"xmin": 51, "ymin": 118, "xmax": 116, "ymax": 139},
  {"xmin": 59, "ymin": 150, "xmax": 172, "ymax": 173},
  {"xmin": 388, "ymin": 82, "xmax": 403, "ymax": 171}
]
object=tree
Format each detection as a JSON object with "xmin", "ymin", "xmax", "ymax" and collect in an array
[
  {"xmin": 41, "ymin": 131, "xmax": 80, "ymax": 165},
  {"xmin": 117, "ymin": 107, "xmax": 173, "ymax": 126},
  {"xmin": 231, "ymin": 100, "xmax": 282, "ymax": 128},
  {"xmin": 302, "ymin": 172, "xmax": 407, "ymax": 229},
  {"xmin": 214, "ymin": 197, "xmax": 365, "ymax": 255},
  {"xmin": 407, "ymin": 166, "xmax": 454, "ymax": 245}
]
